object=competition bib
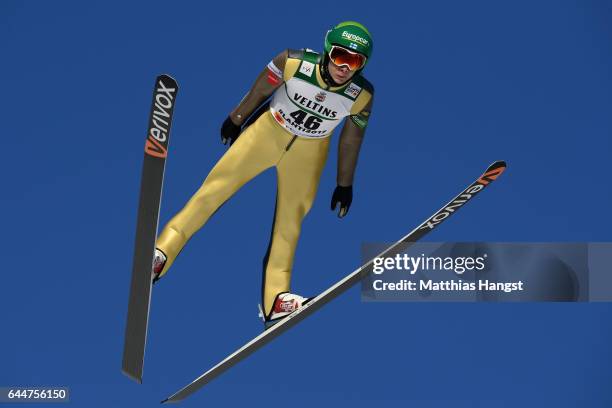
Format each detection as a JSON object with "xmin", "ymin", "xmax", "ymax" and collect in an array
[{"xmin": 269, "ymin": 59, "xmax": 363, "ymax": 138}]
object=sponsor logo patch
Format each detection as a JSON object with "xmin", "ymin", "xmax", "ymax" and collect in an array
[
  {"xmin": 273, "ymin": 110, "xmax": 285, "ymax": 125},
  {"xmin": 277, "ymin": 300, "xmax": 297, "ymax": 313},
  {"xmin": 344, "ymin": 82, "xmax": 362, "ymax": 98},
  {"xmin": 315, "ymin": 91, "xmax": 327, "ymax": 102},
  {"xmin": 299, "ymin": 61, "xmax": 315, "ymax": 77},
  {"xmin": 342, "ymin": 31, "xmax": 369, "ymax": 46},
  {"xmin": 267, "ymin": 61, "xmax": 283, "ymax": 78},
  {"xmin": 267, "ymin": 70, "xmax": 281, "ymax": 85}
]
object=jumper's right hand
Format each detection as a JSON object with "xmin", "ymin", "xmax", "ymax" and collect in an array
[
  {"xmin": 221, "ymin": 116, "xmax": 242, "ymax": 146},
  {"xmin": 331, "ymin": 185, "xmax": 353, "ymax": 218}
]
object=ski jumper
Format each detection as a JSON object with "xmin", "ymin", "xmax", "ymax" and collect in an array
[{"xmin": 155, "ymin": 49, "xmax": 373, "ymax": 315}]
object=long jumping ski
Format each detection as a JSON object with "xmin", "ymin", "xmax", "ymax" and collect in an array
[
  {"xmin": 162, "ymin": 160, "xmax": 506, "ymax": 403},
  {"xmin": 122, "ymin": 74, "xmax": 178, "ymax": 383}
]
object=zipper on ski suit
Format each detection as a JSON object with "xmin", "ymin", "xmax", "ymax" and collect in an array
[{"xmin": 285, "ymin": 135, "xmax": 297, "ymax": 151}]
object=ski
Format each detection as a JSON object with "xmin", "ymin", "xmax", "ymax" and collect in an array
[
  {"xmin": 122, "ymin": 74, "xmax": 178, "ymax": 383},
  {"xmin": 161, "ymin": 160, "xmax": 506, "ymax": 403}
]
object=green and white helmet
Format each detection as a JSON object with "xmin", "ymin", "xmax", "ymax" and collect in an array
[{"xmin": 324, "ymin": 21, "xmax": 373, "ymax": 65}]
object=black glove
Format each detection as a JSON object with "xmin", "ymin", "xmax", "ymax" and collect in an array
[
  {"xmin": 331, "ymin": 185, "xmax": 353, "ymax": 218},
  {"xmin": 221, "ymin": 116, "xmax": 241, "ymax": 146}
]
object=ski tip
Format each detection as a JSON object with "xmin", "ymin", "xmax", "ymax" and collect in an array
[
  {"xmin": 157, "ymin": 74, "xmax": 178, "ymax": 87},
  {"xmin": 479, "ymin": 161, "xmax": 507, "ymax": 182},
  {"xmin": 487, "ymin": 160, "xmax": 507, "ymax": 171},
  {"xmin": 161, "ymin": 397, "xmax": 179, "ymax": 404},
  {"xmin": 474, "ymin": 161, "xmax": 507, "ymax": 186}
]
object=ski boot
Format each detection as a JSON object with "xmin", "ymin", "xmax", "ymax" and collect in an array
[
  {"xmin": 258, "ymin": 292, "xmax": 313, "ymax": 330},
  {"xmin": 151, "ymin": 248, "xmax": 167, "ymax": 284}
]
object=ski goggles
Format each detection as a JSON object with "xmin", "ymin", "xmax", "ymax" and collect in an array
[{"xmin": 329, "ymin": 45, "xmax": 367, "ymax": 71}]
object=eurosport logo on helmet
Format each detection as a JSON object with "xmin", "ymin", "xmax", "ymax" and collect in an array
[{"xmin": 341, "ymin": 31, "xmax": 369, "ymax": 46}]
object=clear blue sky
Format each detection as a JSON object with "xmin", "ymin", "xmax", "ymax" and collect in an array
[{"xmin": 1, "ymin": 1, "xmax": 611, "ymax": 407}]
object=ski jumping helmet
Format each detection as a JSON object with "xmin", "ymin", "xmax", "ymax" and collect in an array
[{"xmin": 321, "ymin": 21, "xmax": 373, "ymax": 86}]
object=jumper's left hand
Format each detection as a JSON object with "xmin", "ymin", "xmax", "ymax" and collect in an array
[
  {"xmin": 331, "ymin": 185, "xmax": 353, "ymax": 218},
  {"xmin": 221, "ymin": 116, "xmax": 241, "ymax": 146}
]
